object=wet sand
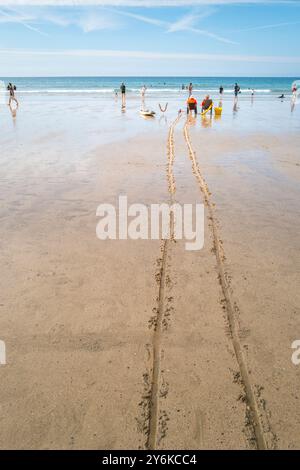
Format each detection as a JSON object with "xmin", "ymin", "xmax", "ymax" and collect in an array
[{"xmin": 0, "ymin": 95, "xmax": 300, "ymax": 449}]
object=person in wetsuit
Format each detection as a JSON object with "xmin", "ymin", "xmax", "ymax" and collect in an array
[{"xmin": 234, "ymin": 83, "xmax": 240, "ymax": 97}]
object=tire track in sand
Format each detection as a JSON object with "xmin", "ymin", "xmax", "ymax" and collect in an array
[
  {"xmin": 146, "ymin": 114, "xmax": 182, "ymax": 450},
  {"xmin": 183, "ymin": 119, "xmax": 269, "ymax": 450}
]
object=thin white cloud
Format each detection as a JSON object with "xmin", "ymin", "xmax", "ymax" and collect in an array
[
  {"xmin": 0, "ymin": 7, "xmax": 47, "ymax": 34},
  {"xmin": 165, "ymin": 10, "xmax": 237, "ymax": 43},
  {"xmin": 183, "ymin": 27, "xmax": 237, "ymax": 43},
  {"xmin": 103, "ymin": 8, "xmax": 166, "ymax": 27},
  {"xmin": 0, "ymin": 6, "xmax": 121, "ymax": 32},
  {"xmin": 229, "ymin": 20, "xmax": 300, "ymax": 32},
  {"xmin": 167, "ymin": 11, "xmax": 212, "ymax": 32},
  {"xmin": 106, "ymin": 7, "xmax": 236, "ymax": 44},
  {"xmin": 1, "ymin": 48, "xmax": 299, "ymax": 63},
  {"xmin": 60, "ymin": 10, "xmax": 119, "ymax": 32},
  {"xmin": 77, "ymin": 13, "xmax": 118, "ymax": 32}
]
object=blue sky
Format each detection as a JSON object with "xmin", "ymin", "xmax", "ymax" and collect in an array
[{"xmin": 0, "ymin": 1, "xmax": 299, "ymax": 76}]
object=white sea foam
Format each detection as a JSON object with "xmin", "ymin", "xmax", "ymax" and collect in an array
[
  {"xmin": 15, "ymin": 88, "xmax": 116, "ymax": 94},
  {"xmin": 0, "ymin": 87, "xmax": 275, "ymax": 96}
]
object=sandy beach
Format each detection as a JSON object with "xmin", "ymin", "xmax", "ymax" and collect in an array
[{"xmin": 0, "ymin": 91, "xmax": 300, "ymax": 450}]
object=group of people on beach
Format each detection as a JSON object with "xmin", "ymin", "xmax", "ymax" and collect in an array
[
  {"xmin": 115, "ymin": 80, "xmax": 255, "ymax": 119},
  {"xmin": 184, "ymin": 82, "xmax": 256, "ymax": 118},
  {"xmin": 186, "ymin": 95, "xmax": 213, "ymax": 116},
  {"xmin": 113, "ymin": 80, "xmax": 298, "ymax": 112},
  {"xmin": 184, "ymin": 82, "xmax": 230, "ymax": 118},
  {"xmin": 115, "ymin": 82, "xmax": 147, "ymax": 109},
  {"xmin": 117, "ymin": 81, "xmax": 249, "ymax": 108},
  {"xmin": 5, "ymin": 79, "xmax": 297, "ymax": 118},
  {"xmin": 184, "ymin": 82, "xmax": 242, "ymax": 98}
]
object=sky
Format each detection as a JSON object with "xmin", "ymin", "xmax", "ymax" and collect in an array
[{"xmin": 0, "ymin": 0, "xmax": 299, "ymax": 76}]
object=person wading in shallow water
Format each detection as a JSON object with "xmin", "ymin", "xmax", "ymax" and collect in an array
[
  {"xmin": 234, "ymin": 82, "xmax": 240, "ymax": 98},
  {"xmin": 120, "ymin": 82, "xmax": 126, "ymax": 108},
  {"xmin": 7, "ymin": 83, "xmax": 19, "ymax": 107}
]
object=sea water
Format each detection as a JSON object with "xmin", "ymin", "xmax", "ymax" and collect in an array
[{"xmin": 0, "ymin": 76, "xmax": 297, "ymax": 98}]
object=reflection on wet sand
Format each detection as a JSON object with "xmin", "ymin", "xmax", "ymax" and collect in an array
[
  {"xmin": 233, "ymin": 97, "xmax": 239, "ymax": 113},
  {"xmin": 9, "ymin": 103, "xmax": 18, "ymax": 126},
  {"xmin": 201, "ymin": 115, "xmax": 212, "ymax": 128}
]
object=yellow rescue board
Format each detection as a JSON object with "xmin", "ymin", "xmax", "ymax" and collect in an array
[{"xmin": 201, "ymin": 104, "xmax": 213, "ymax": 116}]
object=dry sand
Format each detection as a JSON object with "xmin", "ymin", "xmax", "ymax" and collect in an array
[{"xmin": 0, "ymin": 98, "xmax": 300, "ymax": 449}]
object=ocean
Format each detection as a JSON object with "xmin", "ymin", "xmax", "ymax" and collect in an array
[{"xmin": 0, "ymin": 76, "xmax": 298, "ymax": 97}]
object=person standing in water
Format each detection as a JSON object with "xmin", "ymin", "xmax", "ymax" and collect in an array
[
  {"xmin": 292, "ymin": 83, "xmax": 297, "ymax": 99},
  {"xmin": 234, "ymin": 83, "xmax": 241, "ymax": 98},
  {"xmin": 7, "ymin": 82, "xmax": 19, "ymax": 107},
  {"xmin": 291, "ymin": 83, "xmax": 298, "ymax": 112},
  {"xmin": 219, "ymin": 85, "xmax": 224, "ymax": 98},
  {"xmin": 120, "ymin": 82, "xmax": 126, "ymax": 108},
  {"xmin": 188, "ymin": 82, "xmax": 193, "ymax": 97},
  {"xmin": 140, "ymin": 85, "xmax": 147, "ymax": 110},
  {"xmin": 234, "ymin": 82, "xmax": 240, "ymax": 98}
]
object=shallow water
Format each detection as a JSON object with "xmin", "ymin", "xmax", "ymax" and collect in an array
[{"xmin": 0, "ymin": 92, "xmax": 299, "ymax": 155}]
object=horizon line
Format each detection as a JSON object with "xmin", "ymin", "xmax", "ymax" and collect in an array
[{"xmin": 0, "ymin": 75, "xmax": 299, "ymax": 78}]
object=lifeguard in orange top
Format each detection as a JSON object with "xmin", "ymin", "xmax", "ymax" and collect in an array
[{"xmin": 186, "ymin": 95, "xmax": 198, "ymax": 116}]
